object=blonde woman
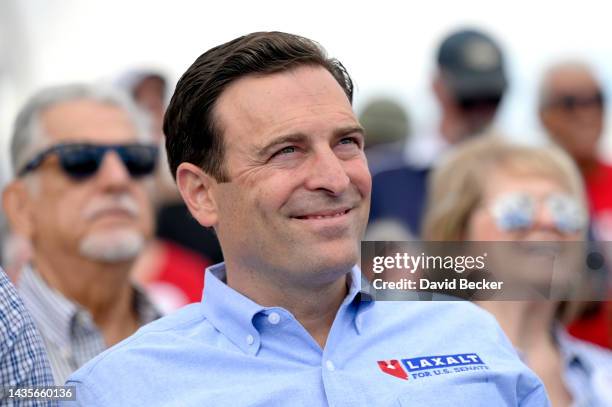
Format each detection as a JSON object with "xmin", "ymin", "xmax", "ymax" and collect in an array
[{"xmin": 423, "ymin": 137, "xmax": 612, "ymax": 407}]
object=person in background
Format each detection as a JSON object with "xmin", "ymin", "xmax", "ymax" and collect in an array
[
  {"xmin": 116, "ymin": 71, "xmax": 167, "ymax": 141},
  {"xmin": 423, "ymin": 137, "xmax": 612, "ymax": 407},
  {"xmin": 0, "ymin": 267, "xmax": 54, "ymax": 405},
  {"xmin": 369, "ymin": 28, "xmax": 507, "ymax": 236},
  {"xmin": 117, "ymin": 69, "xmax": 221, "ymax": 312},
  {"xmin": 66, "ymin": 31, "xmax": 547, "ymax": 407},
  {"xmin": 539, "ymin": 62, "xmax": 611, "ymax": 239},
  {"xmin": 2, "ymin": 84, "xmax": 162, "ymax": 383},
  {"xmin": 359, "ymin": 97, "xmax": 411, "ymax": 172},
  {"xmin": 1, "ymin": 232, "xmax": 31, "ymax": 283},
  {"xmin": 539, "ymin": 61, "xmax": 612, "ymax": 349}
]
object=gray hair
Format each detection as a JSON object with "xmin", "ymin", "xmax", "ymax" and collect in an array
[{"xmin": 10, "ymin": 83, "xmax": 152, "ymax": 176}]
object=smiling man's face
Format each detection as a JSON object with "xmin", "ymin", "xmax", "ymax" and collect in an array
[{"xmin": 208, "ymin": 65, "xmax": 371, "ymax": 283}]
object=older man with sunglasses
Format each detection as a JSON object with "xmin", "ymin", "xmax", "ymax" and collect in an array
[
  {"xmin": 539, "ymin": 62, "xmax": 612, "ymax": 349},
  {"xmin": 2, "ymin": 84, "xmax": 162, "ymax": 384},
  {"xmin": 538, "ymin": 62, "xmax": 611, "ymax": 235}
]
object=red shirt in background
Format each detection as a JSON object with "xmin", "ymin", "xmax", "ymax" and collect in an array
[
  {"xmin": 568, "ymin": 161, "xmax": 612, "ymax": 348},
  {"xmin": 133, "ymin": 241, "xmax": 209, "ymax": 314}
]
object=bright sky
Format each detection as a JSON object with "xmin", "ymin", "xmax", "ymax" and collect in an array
[{"xmin": 2, "ymin": 0, "xmax": 612, "ymax": 180}]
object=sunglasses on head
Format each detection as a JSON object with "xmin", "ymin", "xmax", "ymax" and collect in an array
[
  {"xmin": 490, "ymin": 192, "xmax": 586, "ymax": 234},
  {"xmin": 18, "ymin": 143, "xmax": 159, "ymax": 180},
  {"xmin": 545, "ymin": 92, "xmax": 604, "ymax": 111}
]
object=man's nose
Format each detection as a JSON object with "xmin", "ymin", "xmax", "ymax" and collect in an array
[
  {"xmin": 304, "ymin": 148, "xmax": 350, "ymax": 196},
  {"xmin": 95, "ymin": 151, "xmax": 132, "ymax": 187}
]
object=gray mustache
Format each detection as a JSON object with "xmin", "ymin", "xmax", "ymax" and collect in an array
[{"xmin": 82, "ymin": 194, "xmax": 140, "ymax": 220}]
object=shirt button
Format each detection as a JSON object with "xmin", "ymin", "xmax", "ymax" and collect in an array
[
  {"xmin": 268, "ymin": 312, "xmax": 281, "ymax": 325},
  {"xmin": 325, "ymin": 360, "xmax": 335, "ymax": 372},
  {"xmin": 246, "ymin": 335, "xmax": 254, "ymax": 345}
]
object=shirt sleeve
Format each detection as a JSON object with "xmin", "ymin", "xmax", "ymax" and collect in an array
[
  {"xmin": 519, "ymin": 385, "xmax": 551, "ymax": 407},
  {"xmin": 0, "ymin": 268, "xmax": 54, "ymax": 392},
  {"xmin": 62, "ymin": 380, "xmax": 100, "ymax": 406}
]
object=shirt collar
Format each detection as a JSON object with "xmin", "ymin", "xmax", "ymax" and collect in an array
[
  {"xmin": 19, "ymin": 266, "xmax": 79, "ymax": 350},
  {"xmin": 555, "ymin": 326, "xmax": 592, "ymax": 374},
  {"xmin": 18, "ymin": 265, "xmax": 161, "ymax": 349},
  {"xmin": 553, "ymin": 326, "xmax": 608, "ymax": 406},
  {"xmin": 200, "ymin": 263, "xmax": 374, "ymax": 354},
  {"xmin": 345, "ymin": 267, "xmax": 375, "ymax": 334}
]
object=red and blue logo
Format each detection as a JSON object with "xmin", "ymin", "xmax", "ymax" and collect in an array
[
  {"xmin": 378, "ymin": 353, "xmax": 488, "ymax": 381},
  {"xmin": 377, "ymin": 359, "xmax": 409, "ymax": 380}
]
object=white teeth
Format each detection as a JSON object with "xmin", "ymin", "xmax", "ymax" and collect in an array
[{"xmin": 304, "ymin": 210, "xmax": 346, "ymax": 220}]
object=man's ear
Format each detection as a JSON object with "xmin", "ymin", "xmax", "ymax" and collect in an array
[
  {"xmin": 2, "ymin": 181, "xmax": 35, "ymax": 238},
  {"xmin": 176, "ymin": 163, "xmax": 219, "ymax": 227},
  {"xmin": 432, "ymin": 73, "xmax": 453, "ymax": 110}
]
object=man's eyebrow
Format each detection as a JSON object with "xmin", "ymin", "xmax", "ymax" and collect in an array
[
  {"xmin": 333, "ymin": 125, "xmax": 365, "ymax": 138},
  {"xmin": 254, "ymin": 133, "xmax": 308, "ymax": 158},
  {"xmin": 254, "ymin": 125, "xmax": 366, "ymax": 158}
]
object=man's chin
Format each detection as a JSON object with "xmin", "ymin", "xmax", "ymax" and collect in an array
[
  {"xmin": 79, "ymin": 229, "xmax": 146, "ymax": 263},
  {"xmin": 299, "ymin": 248, "xmax": 359, "ymax": 277}
]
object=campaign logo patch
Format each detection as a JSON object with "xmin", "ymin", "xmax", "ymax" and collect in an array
[
  {"xmin": 377, "ymin": 360, "xmax": 409, "ymax": 380},
  {"xmin": 378, "ymin": 353, "xmax": 488, "ymax": 381}
]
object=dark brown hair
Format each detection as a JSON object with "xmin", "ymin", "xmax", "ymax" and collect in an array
[{"xmin": 163, "ymin": 31, "xmax": 354, "ymax": 182}]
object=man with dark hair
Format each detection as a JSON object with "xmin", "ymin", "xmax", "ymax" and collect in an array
[
  {"xmin": 66, "ymin": 32, "xmax": 547, "ymax": 406},
  {"xmin": 369, "ymin": 28, "xmax": 507, "ymax": 236},
  {"xmin": 163, "ymin": 32, "xmax": 353, "ymax": 182}
]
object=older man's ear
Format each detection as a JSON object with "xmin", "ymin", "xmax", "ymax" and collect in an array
[
  {"xmin": 2, "ymin": 181, "xmax": 34, "ymax": 239},
  {"xmin": 176, "ymin": 162, "xmax": 219, "ymax": 228}
]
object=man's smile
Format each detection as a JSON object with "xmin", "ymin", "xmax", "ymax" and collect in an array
[{"xmin": 292, "ymin": 207, "xmax": 352, "ymax": 220}]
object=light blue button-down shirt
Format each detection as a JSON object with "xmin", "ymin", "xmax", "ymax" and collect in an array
[{"xmin": 65, "ymin": 263, "xmax": 549, "ymax": 406}]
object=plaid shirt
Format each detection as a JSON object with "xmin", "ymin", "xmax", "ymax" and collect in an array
[
  {"xmin": 0, "ymin": 268, "xmax": 54, "ymax": 406},
  {"xmin": 18, "ymin": 266, "xmax": 161, "ymax": 385}
]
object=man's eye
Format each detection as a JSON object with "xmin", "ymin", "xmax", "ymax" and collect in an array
[
  {"xmin": 278, "ymin": 146, "xmax": 296, "ymax": 154},
  {"xmin": 338, "ymin": 137, "xmax": 361, "ymax": 148},
  {"xmin": 271, "ymin": 146, "xmax": 297, "ymax": 159}
]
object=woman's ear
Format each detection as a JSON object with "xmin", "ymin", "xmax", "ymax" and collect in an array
[{"xmin": 175, "ymin": 163, "xmax": 219, "ymax": 227}]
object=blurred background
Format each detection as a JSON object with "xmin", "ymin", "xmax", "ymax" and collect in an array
[
  {"xmin": 3, "ymin": 2, "xmax": 612, "ymax": 388},
  {"xmin": 3, "ymin": 0, "xmax": 612, "ymax": 188}
]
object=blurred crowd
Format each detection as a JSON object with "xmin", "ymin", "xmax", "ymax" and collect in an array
[{"xmin": 1, "ymin": 27, "xmax": 612, "ymax": 406}]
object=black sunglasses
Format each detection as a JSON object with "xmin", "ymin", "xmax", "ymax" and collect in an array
[
  {"xmin": 545, "ymin": 92, "xmax": 605, "ymax": 111},
  {"xmin": 457, "ymin": 94, "xmax": 503, "ymax": 111},
  {"xmin": 18, "ymin": 143, "xmax": 159, "ymax": 180}
]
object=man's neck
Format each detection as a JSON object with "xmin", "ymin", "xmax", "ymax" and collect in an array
[
  {"xmin": 439, "ymin": 112, "xmax": 466, "ymax": 145},
  {"xmin": 31, "ymin": 252, "xmax": 139, "ymax": 346},
  {"xmin": 225, "ymin": 262, "xmax": 350, "ymax": 349}
]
